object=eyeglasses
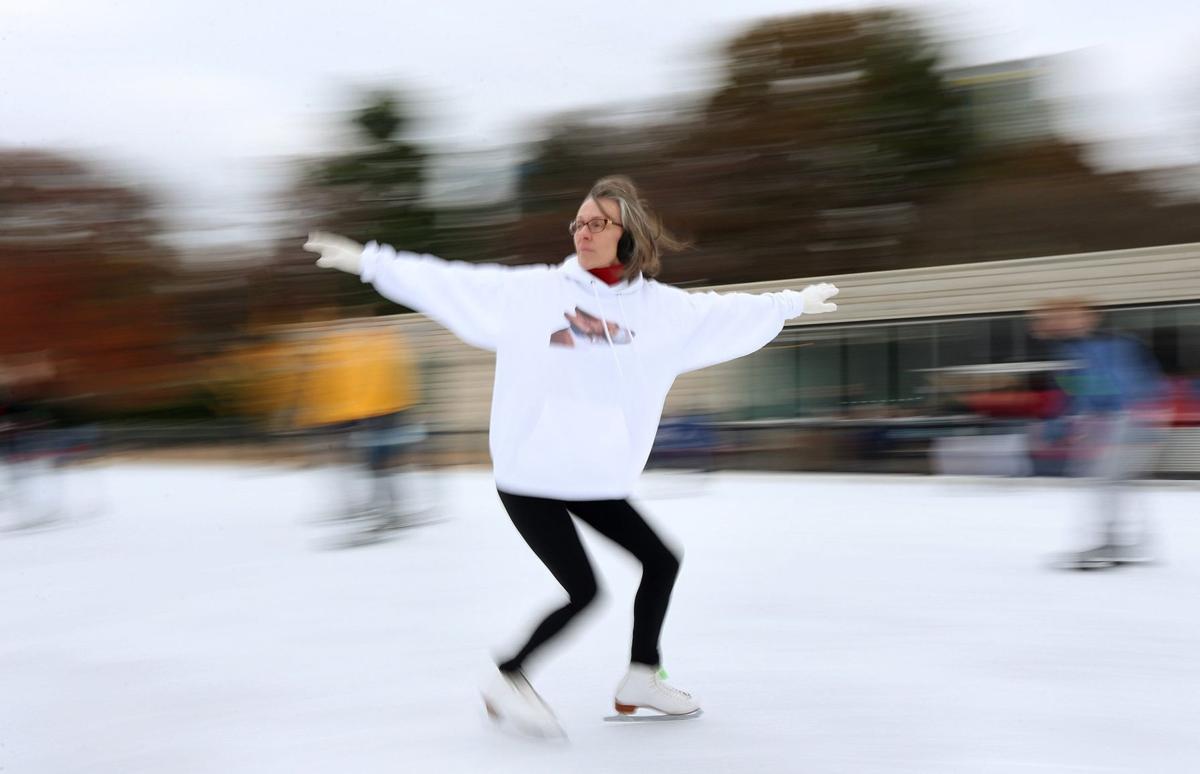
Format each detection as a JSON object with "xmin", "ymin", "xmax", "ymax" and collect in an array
[{"xmin": 568, "ymin": 217, "xmax": 623, "ymax": 236}]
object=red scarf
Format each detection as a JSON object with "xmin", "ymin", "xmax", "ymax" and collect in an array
[{"xmin": 588, "ymin": 263, "xmax": 624, "ymax": 286}]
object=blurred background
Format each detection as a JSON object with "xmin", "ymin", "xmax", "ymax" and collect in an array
[
  {"xmin": 5, "ymin": 4, "xmax": 1200, "ymax": 772},
  {"xmin": 3, "ymin": 0, "xmax": 1198, "ymax": 489}
]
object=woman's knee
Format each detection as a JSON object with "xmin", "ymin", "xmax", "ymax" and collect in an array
[
  {"xmin": 568, "ymin": 576, "xmax": 600, "ymax": 611},
  {"xmin": 648, "ymin": 547, "xmax": 681, "ymax": 581}
]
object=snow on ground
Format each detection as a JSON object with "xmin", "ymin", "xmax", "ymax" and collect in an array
[{"xmin": 2, "ymin": 463, "xmax": 1199, "ymax": 774}]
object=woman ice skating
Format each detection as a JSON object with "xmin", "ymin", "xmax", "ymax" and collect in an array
[{"xmin": 303, "ymin": 176, "xmax": 839, "ymax": 737}]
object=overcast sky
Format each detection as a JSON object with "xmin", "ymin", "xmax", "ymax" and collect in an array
[{"xmin": 2, "ymin": 0, "xmax": 1197, "ymax": 246}]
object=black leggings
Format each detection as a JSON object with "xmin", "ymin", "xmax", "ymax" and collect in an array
[{"xmin": 496, "ymin": 490, "xmax": 681, "ymax": 672}]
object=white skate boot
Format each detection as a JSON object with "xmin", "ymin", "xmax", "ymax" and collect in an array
[
  {"xmin": 609, "ymin": 664, "xmax": 702, "ymax": 721},
  {"xmin": 481, "ymin": 669, "xmax": 565, "ymax": 739}
]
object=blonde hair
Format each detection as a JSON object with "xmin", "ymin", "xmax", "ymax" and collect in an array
[{"xmin": 586, "ymin": 176, "xmax": 688, "ymax": 280}]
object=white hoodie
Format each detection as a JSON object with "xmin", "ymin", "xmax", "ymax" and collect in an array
[{"xmin": 361, "ymin": 242, "xmax": 807, "ymax": 500}]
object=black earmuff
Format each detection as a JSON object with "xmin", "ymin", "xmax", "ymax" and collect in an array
[{"xmin": 617, "ymin": 231, "xmax": 635, "ymax": 264}]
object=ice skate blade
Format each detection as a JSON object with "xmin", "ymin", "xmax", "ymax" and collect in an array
[
  {"xmin": 604, "ymin": 708, "xmax": 703, "ymax": 723},
  {"xmin": 482, "ymin": 697, "xmax": 567, "ymax": 740},
  {"xmin": 1056, "ymin": 560, "xmax": 1116, "ymax": 571}
]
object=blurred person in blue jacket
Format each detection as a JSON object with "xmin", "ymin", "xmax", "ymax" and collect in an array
[{"xmin": 1032, "ymin": 299, "xmax": 1168, "ymax": 570}]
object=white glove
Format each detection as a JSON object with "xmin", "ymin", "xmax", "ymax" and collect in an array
[
  {"xmin": 304, "ymin": 231, "xmax": 364, "ymax": 275},
  {"xmin": 799, "ymin": 282, "xmax": 839, "ymax": 314}
]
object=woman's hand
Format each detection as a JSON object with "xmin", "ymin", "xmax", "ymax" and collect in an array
[
  {"xmin": 304, "ymin": 231, "xmax": 364, "ymax": 275},
  {"xmin": 799, "ymin": 283, "xmax": 839, "ymax": 314}
]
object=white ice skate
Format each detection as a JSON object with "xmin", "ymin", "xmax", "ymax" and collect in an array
[
  {"xmin": 606, "ymin": 665, "xmax": 702, "ymax": 722},
  {"xmin": 481, "ymin": 669, "xmax": 565, "ymax": 739}
]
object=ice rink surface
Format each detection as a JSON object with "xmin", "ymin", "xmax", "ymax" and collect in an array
[{"xmin": 3, "ymin": 464, "xmax": 1199, "ymax": 774}]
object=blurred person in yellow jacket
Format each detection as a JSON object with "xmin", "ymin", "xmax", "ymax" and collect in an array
[
  {"xmin": 291, "ymin": 320, "xmax": 420, "ymax": 531},
  {"xmin": 292, "ymin": 325, "xmax": 416, "ymax": 429}
]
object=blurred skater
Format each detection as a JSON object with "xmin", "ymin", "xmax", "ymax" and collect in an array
[{"xmin": 1032, "ymin": 299, "xmax": 1168, "ymax": 570}]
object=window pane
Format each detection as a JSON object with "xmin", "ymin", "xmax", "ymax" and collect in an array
[
  {"xmin": 794, "ymin": 329, "xmax": 843, "ymax": 417},
  {"xmin": 895, "ymin": 323, "xmax": 936, "ymax": 413},
  {"xmin": 936, "ymin": 319, "xmax": 991, "ymax": 369},
  {"xmin": 1175, "ymin": 304, "xmax": 1200, "ymax": 375},
  {"xmin": 844, "ymin": 326, "xmax": 892, "ymax": 410},
  {"xmin": 747, "ymin": 345, "xmax": 798, "ymax": 419}
]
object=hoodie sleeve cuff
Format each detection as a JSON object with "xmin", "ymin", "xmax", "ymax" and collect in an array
[
  {"xmin": 780, "ymin": 289, "xmax": 805, "ymax": 319},
  {"xmin": 359, "ymin": 241, "xmax": 383, "ymax": 283}
]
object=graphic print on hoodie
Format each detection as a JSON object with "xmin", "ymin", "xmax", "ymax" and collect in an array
[
  {"xmin": 359, "ymin": 243, "xmax": 809, "ymax": 500},
  {"xmin": 550, "ymin": 306, "xmax": 636, "ymax": 348}
]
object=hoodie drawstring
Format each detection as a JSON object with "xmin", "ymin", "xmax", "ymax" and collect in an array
[{"xmin": 591, "ymin": 281, "xmax": 626, "ymax": 380}]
